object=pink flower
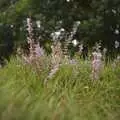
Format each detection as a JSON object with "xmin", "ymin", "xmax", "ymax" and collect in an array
[{"xmin": 92, "ymin": 51, "xmax": 102, "ymax": 80}]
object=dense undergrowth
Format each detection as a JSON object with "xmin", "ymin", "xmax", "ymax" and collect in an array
[{"xmin": 0, "ymin": 57, "xmax": 120, "ymax": 120}]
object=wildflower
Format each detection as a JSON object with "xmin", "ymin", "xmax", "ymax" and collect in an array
[
  {"xmin": 58, "ymin": 20, "xmax": 62, "ymax": 24},
  {"xmin": 103, "ymin": 48, "xmax": 107, "ymax": 54},
  {"xmin": 66, "ymin": 0, "xmax": 70, "ymax": 2},
  {"xmin": 95, "ymin": 42, "xmax": 102, "ymax": 51},
  {"xmin": 117, "ymin": 56, "xmax": 120, "ymax": 60},
  {"xmin": 51, "ymin": 41, "xmax": 63, "ymax": 66},
  {"xmin": 34, "ymin": 43, "xmax": 44, "ymax": 57},
  {"xmin": 115, "ymin": 40, "xmax": 119, "ymax": 49},
  {"xmin": 92, "ymin": 50, "xmax": 103, "ymax": 80},
  {"xmin": 27, "ymin": 18, "xmax": 31, "ymax": 23},
  {"xmin": 10, "ymin": 24, "xmax": 14, "ymax": 28},
  {"xmin": 114, "ymin": 29, "xmax": 119, "ymax": 35},
  {"xmin": 60, "ymin": 28, "xmax": 65, "ymax": 32},
  {"xmin": 76, "ymin": 21, "xmax": 81, "ymax": 25},
  {"xmin": 17, "ymin": 47, "xmax": 22, "ymax": 55},
  {"xmin": 72, "ymin": 39, "xmax": 78, "ymax": 47},
  {"xmin": 112, "ymin": 9, "xmax": 117, "ymax": 14},
  {"xmin": 22, "ymin": 17, "xmax": 45, "ymax": 65},
  {"xmin": 112, "ymin": 55, "xmax": 120, "ymax": 68},
  {"xmin": 51, "ymin": 29, "xmax": 63, "ymax": 41},
  {"xmin": 55, "ymin": 31, "xmax": 61, "ymax": 36},
  {"xmin": 79, "ymin": 44, "xmax": 83, "ymax": 53},
  {"xmin": 69, "ymin": 59, "xmax": 77, "ymax": 64},
  {"xmin": 36, "ymin": 20, "xmax": 41, "ymax": 28},
  {"xmin": 44, "ymin": 41, "xmax": 63, "ymax": 84}
]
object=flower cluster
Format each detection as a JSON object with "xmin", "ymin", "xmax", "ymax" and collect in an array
[
  {"xmin": 91, "ymin": 46, "xmax": 103, "ymax": 80},
  {"xmin": 22, "ymin": 17, "xmax": 44, "ymax": 64},
  {"xmin": 51, "ymin": 41, "xmax": 63, "ymax": 67},
  {"xmin": 44, "ymin": 41, "xmax": 63, "ymax": 84}
]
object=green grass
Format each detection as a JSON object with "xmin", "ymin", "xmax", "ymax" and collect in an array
[{"xmin": 0, "ymin": 57, "xmax": 120, "ymax": 120}]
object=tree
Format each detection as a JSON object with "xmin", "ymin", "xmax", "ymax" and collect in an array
[{"xmin": 0, "ymin": 0, "xmax": 120, "ymax": 58}]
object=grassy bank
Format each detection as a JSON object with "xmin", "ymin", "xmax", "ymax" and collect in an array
[{"xmin": 0, "ymin": 58, "xmax": 120, "ymax": 120}]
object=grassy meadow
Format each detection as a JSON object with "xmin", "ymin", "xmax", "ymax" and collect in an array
[{"xmin": 0, "ymin": 57, "xmax": 120, "ymax": 120}]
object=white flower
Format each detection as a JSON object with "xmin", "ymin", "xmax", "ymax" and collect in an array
[
  {"xmin": 11, "ymin": 25, "xmax": 14, "ymax": 28},
  {"xmin": 55, "ymin": 31, "xmax": 61, "ymax": 36},
  {"xmin": 112, "ymin": 9, "xmax": 117, "ymax": 14},
  {"xmin": 27, "ymin": 18, "xmax": 31, "ymax": 23},
  {"xmin": 115, "ymin": 40, "xmax": 119, "ymax": 48},
  {"xmin": 76, "ymin": 21, "xmax": 81, "ymax": 25},
  {"xmin": 58, "ymin": 20, "xmax": 62, "ymax": 24},
  {"xmin": 117, "ymin": 56, "xmax": 120, "ymax": 60},
  {"xmin": 66, "ymin": 0, "xmax": 70, "ymax": 2},
  {"xmin": 79, "ymin": 44, "xmax": 83, "ymax": 52},
  {"xmin": 115, "ymin": 29, "xmax": 119, "ymax": 35},
  {"xmin": 72, "ymin": 39, "xmax": 78, "ymax": 46},
  {"xmin": 51, "ymin": 31, "xmax": 61, "ymax": 41},
  {"xmin": 51, "ymin": 32, "xmax": 54, "ymax": 37},
  {"xmin": 36, "ymin": 20, "xmax": 41, "ymax": 28},
  {"xmin": 103, "ymin": 48, "xmax": 107, "ymax": 54},
  {"xmin": 60, "ymin": 28, "xmax": 65, "ymax": 32}
]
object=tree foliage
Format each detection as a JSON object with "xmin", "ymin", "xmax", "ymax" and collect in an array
[{"xmin": 0, "ymin": 0, "xmax": 120, "ymax": 57}]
